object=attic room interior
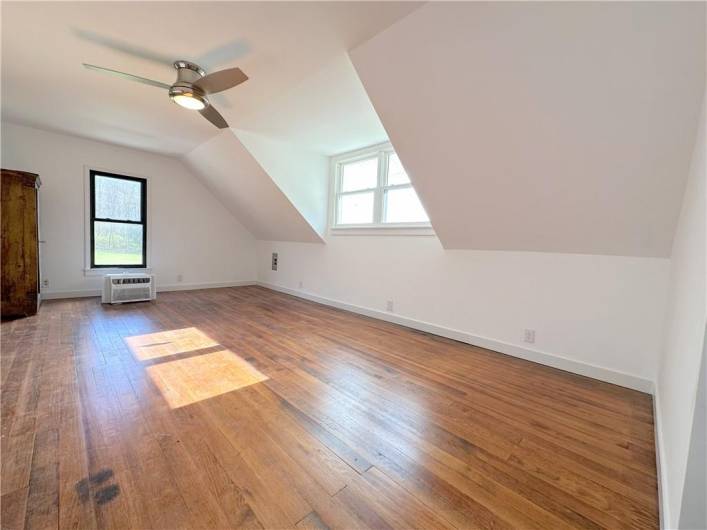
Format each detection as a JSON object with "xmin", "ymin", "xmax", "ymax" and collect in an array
[{"xmin": 0, "ymin": 1, "xmax": 705, "ymax": 529}]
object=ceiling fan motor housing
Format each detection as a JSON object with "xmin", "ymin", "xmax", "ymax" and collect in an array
[
  {"xmin": 174, "ymin": 60, "xmax": 206, "ymax": 83},
  {"xmin": 170, "ymin": 61, "xmax": 209, "ymax": 108}
]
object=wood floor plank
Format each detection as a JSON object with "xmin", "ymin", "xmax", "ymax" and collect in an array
[
  {"xmin": 295, "ymin": 511, "xmax": 329, "ymax": 530},
  {"xmin": 1, "ymin": 487, "xmax": 29, "ymax": 530},
  {"xmin": 0, "ymin": 286, "xmax": 659, "ymax": 529}
]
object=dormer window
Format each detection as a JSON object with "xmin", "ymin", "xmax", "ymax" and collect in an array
[{"xmin": 331, "ymin": 143, "xmax": 429, "ymax": 229}]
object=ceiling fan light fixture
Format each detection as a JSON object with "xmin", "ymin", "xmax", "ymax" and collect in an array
[
  {"xmin": 172, "ymin": 94, "xmax": 206, "ymax": 110},
  {"xmin": 169, "ymin": 86, "xmax": 208, "ymax": 110}
]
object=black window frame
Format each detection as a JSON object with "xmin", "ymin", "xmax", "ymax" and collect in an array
[{"xmin": 89, "ymin": 170, "xmax": 147, "ymax": 269}]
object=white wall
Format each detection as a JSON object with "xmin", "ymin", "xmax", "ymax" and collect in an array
[
  {"xmin": 1, "ymin": 122, "xmax": 257, "ymax": 297},
  {"xmin": 678, "ymin": 338, "xmax": 706, "ymax": 530},
  {"xmin": 656, "ymin": 94, "xmax": 706, "ymax": 529},
  {"xmin": 235, "ymin": 129, "xmax": 329, "ymax": 235},
  {"xmin": 257, "ymin": 236, "xmax": 670, "ymax": 390},
  {"xmin": 183, "ymin": 130, "xmax": 323, "ymax": 243}
]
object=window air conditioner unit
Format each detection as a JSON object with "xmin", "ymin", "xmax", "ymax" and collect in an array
[{"xmin": 102, "ymin": 273, "xmax": 156, "ymax": 304}]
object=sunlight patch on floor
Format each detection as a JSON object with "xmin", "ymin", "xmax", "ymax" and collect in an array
[
  {"xmin": 146, "ymin": 349, "xmax": 269, "ymax": 408},
  {"xmin": 125, "ymin": 327, "xmax": 219, "ymax": 360}
]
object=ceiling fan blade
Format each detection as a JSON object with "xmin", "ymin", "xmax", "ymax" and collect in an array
[
  {"xmin": 83, "ymin": 63, "xmax": 170, "ymax": 89},
  {"xmin": 74, "ymin": 29, "xmax": 175, "ymax": 66},
  {"xmin": 199, "ymin": 105, "xmax": 229, "ymax": 129},
  {"xmin": 193, "ymin": 67, "xmax": 248, "ymax": 94}
]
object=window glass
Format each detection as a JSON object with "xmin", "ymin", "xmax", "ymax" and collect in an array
[
  {"xmin": 386, "ymin": 153, "xmax": 410, "ymax": 186},
  {"xmin": 338, "ymin": 191, "xmax": 375, "ymax": 225},
  {"xmin": 341, "ymin": 157, "xmax": 378, "ymax": 192},
  {"xmin": 93, "ymin": 221, "xmax": 144, "ymax": 265},
  {"xmin": 94, "ymin": 175, "xmax": 142, "ymax": 221},
  {"xmin": 384, "ymin": 188, "xmax": 429, "ymax": 223}
]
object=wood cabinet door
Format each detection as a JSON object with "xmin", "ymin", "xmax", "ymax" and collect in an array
[{"xmin": 1, "ymin": 170, "xmax": 39, "ymax": 318}]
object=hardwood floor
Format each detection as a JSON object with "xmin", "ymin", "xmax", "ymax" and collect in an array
[{"xmin": 1, "ymin": 286, "xmax": 658, "ymax": 529}]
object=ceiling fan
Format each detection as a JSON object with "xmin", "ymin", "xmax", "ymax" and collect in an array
[{"xmin": 82, "ymin": 60, "xmax": 248, "ymax": 129}]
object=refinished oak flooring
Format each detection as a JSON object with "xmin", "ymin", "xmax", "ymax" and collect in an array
[{"xmin": 1, "ymin": 286, "xmax": 658, "ymax": 529}]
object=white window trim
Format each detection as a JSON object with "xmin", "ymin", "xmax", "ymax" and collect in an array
[
  {"xmin": 83, "ymin": 165, "xmax": 152, "ymax": 276},
  {"xmin": 328, "ymin": 142, "xmax": 434, "ymax": 236}
]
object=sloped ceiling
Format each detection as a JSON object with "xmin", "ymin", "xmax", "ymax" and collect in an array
[
  {"xmin": 183, "ymin": 130, "xmax": 323, "ymax": 243},
  {"xmin": 237, "ymin": 54, "xmax": 388, "ymax": 155},
  {"xmin": 1, "ymin": 1, "xmax": 417, "ymax": 155},
  {"xmin": 351, "ymin": 2, "xmax": 706, "ymax": 257},
  {"xmin": 2, "ymin": 2, "xmax": 703, "ymax": 253},
  {"xmin": 1, "ymin": 2, "xmax": 411, "ymax": 244}
]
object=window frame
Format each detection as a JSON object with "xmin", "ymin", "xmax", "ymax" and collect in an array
[
  {"xmin": 89, "ymin": 169, "xmax": 148, "ymax": 269},
  {"xmin": 330, "ymin": 142, "xmax": 432, "ymax": 232}
]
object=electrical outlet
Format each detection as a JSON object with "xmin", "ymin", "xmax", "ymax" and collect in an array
[
  {"xmin": 177, "ymin": 274, "xmax": 183, "ymax": 283},
  {"xmin": 386, "ymin": 300, "xmax": 394, "ymax": 312},
  {"xmin": 298, "ymin": 281, "xmax": 303, "ymax": 289},
  {"xmin": 42, "ymin": 279, "xmax": 49, "ymax": 288},
  {"xmin": 271, "ymin": 252, "xmax": 278, "ymax": 271},
  {"xmin": 523, "ymin": 329, "xmax": 536, "ymax": 344}
]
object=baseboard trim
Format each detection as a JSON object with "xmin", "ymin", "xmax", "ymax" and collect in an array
[
  {"xmin": 157, "ymin": 280, "xmax": 256, "ymax": 292},
  {"xmin": 257, "ymin": 281, "xmax": 654, "ymax": 394},
  {"xmin": 41, "ymin": 280, "xmax": 257, "ymax": 300},
  {"xmin": 41, "ymin": 289, "xmax": 101, "ymax": 300}
]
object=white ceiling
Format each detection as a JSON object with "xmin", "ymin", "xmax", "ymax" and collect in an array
[
  {"xmin": 237, "ymin": 54, "xmax": 388, "ymax": 156},
  {"xmin": 1, "ymin": 1, "xmax": 418, "ymax": 155},
  {"xmin": 352, "ymin": 2, "xmax": 706, "ymax": 257}
]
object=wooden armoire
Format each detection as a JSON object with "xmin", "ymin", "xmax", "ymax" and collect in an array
[{"xmin": 1, "ymin": 169, "xmax": 41, "ymax": 318}]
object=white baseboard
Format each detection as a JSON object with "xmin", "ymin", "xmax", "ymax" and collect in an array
[
  {"xmin": 157, "ymin": 280, "xmax": 256, "ymax": 292},
  {"xmin": 41, "ymin": 280, "xmax": 257, "ymax": 300},
  {"xmin": 41, "ymin": 289, "xmax": 101, "ymax": 300},
  {"xmin": 257, "ymin": 281, "xmax": 655, "ymax": 394}
]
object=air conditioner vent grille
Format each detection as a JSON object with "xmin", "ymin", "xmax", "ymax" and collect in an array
[
  {"xmin": 113, "ymin": 287, "xmax": 151, "ymax": 302},
  {"xmin": 102, "ymin": 274, "xmax": 155, "ymax": 304},
  {"xmin": 112, "ymin": 278, "xmax": 150, "ymax": 285}
]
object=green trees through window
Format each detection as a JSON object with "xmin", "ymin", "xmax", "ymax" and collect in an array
[{"xmin": 90, "ymin": 171, "xmax": 146, "ymax": 267}]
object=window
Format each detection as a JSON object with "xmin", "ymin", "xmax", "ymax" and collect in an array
[
  {"xmin": 332, "ymin": 144, "xmax": 429, "ymax": 228},
  {"xmin": 89, "ymin": 170, "xmax": 147, "ymax": 268}
]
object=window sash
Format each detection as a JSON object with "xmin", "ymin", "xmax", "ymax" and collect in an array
[
  {"xmin": 92, "ymin": 218, "xmax": 144, "ymax": 225},
  {"xmin": 381, "ymin": 184, "xmax": 414, "ymax": 223},
  {"xmin": 333, "ymin": 147, "xmax": 428, "ymax": 227},
  {"xmin": 89, "ymin": 170, "xmax": 147, "ymax": 268},
  {"xmin": 336, "ymin": 182, "xmax": 411, "ymax": 197}
]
